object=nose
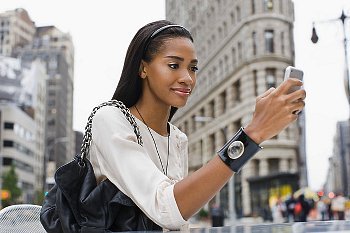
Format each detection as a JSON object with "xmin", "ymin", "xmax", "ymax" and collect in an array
[{"xmin": 178, "ymin": 69, "xmax": 194, "ymax": 86}]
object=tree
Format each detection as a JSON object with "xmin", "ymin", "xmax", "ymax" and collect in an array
[{"xmin": 2, "ymin": 164, "xmax": 22, "ymax": 207}]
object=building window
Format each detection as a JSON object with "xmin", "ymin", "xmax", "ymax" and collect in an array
[
  {"xmin": 266, "ymin": 68, "xmax": 276, "ymax": 89},
  {"xmin": 213, "ymin": 67, "xmax": 217, "ymax": 82},
  {"xmin": 3, "ymin": 140, "xmax": 14, "ymax": 147},
  {"xmin": 218, "ymin": 27, "xmax": 222, "ymax": 39},
  {"xmin": 268, "ymin": 158, "xmax": 279, "ymax": 173},
  {"xmin": 220, "ymin": 91, "xmax": 227, "ymax": 113},
  {"xmin": 288, "ymin": 159, "xmax": 293, "ymax": 170},
  {"xmin": 252, "ymin": 31, "xmax": 257, "ymax": 56},
  {"xmin": 238, "ymin": 42, "xmax": 242, "ymax": 61},
  {"xmin": 191, "ymin": 115, "xmax": 196, "ymax": 132},
  {"xmin": 224, "ymin": 55, "xmax": 229, "ymax": 74},
  {"xmin": 264, "ymin": 30, "xmax": 274, "ymax": 53},
  {"xmin": 264, "ymin": 0, "xmax": 274, "ymax": 11},
  {"xmin": 4, "ymin": 122, "xmax": 14, "ymax": 130},
  {"xmin": 199, "ymin": 108, "xmax": 205, "ymax": 126},
  {"xmin": 236, "ymin": 6, "xmax": 241, "ymax": 22},
  {"xmin": 223, "ymin": 22, "xmax": 227, "ymax": 36},
  {"xmin": 219, "ymin": 59, "xmax": 223, "ymax": 77},
  {"xmin": 212, "ymin": 35, "xmax": 216, "ymax": 47},
  {"xmin": 230, "ymin": 11, "xmax": 235, "ymax": 25},
  {"xmin": 233, "ymin": 80, "xmax": 241, "ymax": 102},
  {"xmin": 251, "ymin": 0, "xmax": 256, "ymax": 14},
  {"xmin": 232, "ymin": 47, "xmax": 236, "ymax": 67},
  {"xmin": 253, "ymin": 70, "xmax": 258, "ymax": 96},
  {"xmin": 210, "ymin": 133, "xmax": 216, "ymax": 155},
  {"xmin": 209, "ymin": 100, "xmax": 215, "ymax": 118},
  {"xmin": 3, "ymin": 157, "xmax": 13, "ymax": 166}
]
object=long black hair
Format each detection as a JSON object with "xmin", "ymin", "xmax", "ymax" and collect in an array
[{"xmin": 112, "ymin": 20, "xmax": 193, "ymax": 121}]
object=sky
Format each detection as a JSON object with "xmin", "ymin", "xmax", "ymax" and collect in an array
[{"xmin": 0, "ymin": 0, "xmax": 349, "ymax": 191}]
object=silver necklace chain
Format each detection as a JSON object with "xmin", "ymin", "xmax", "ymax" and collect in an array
[{"xmin": 134, "ymin": 105, "xmax": 170, "ymax": 176}]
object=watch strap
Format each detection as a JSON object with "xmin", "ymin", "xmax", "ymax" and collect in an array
[{"xmin": 217, "ymin": 127, "xmax": 262, "ymax": 172}]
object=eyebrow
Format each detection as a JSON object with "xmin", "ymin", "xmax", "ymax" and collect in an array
[{"xmin": 164, "ymin": 55, "xmax": 198, "ymax": 64}]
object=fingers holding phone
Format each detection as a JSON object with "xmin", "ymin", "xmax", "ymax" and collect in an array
[
  {"xmin": 283, "ymin": 66, "xmax": 304, "ymax": 93},
  {"xmin": 283, "ymin": 66, "xmax": 306, "ymax": 114}
]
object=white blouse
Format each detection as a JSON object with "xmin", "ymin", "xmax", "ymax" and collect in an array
[{"xmin": 89, "ymin": 106, "xmax": 189, "ymax": 230}]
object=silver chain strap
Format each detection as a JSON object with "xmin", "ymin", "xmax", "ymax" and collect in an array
[{"xmin": 80, "ymin": 100, "xmax": 143, "ymax": 161}]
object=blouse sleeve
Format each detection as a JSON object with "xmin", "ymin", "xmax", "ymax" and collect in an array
[{"xmin": 90, "ymin": 106, "xmax": 188, "ymax": 230}]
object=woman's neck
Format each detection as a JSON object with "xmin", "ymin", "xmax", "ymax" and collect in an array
[{"xmin": 131, "ymin": 101, "xmax": 170, "ymax": 136}]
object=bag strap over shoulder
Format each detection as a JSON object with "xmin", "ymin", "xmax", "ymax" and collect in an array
[{"xmin": 80, "ymin": 100, "xmax": 143, "ymax": 161}]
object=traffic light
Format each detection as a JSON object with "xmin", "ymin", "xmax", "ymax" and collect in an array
[{"xmin": 1, "ymin": 189, "xmax": 10, "ymax": 200}]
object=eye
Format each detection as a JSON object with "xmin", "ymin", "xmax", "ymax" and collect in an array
[
  {"xmin": 168, "ymin": 64, "xmax": 179, "ymax": 69},
  {"xmin": 190, "ymin": 66, "xmax": 199, "ymax": 72}
]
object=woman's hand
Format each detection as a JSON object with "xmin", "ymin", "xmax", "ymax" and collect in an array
[{"xmin": 244, "ymin": 78, "xmax": 306, "ymax": 144}]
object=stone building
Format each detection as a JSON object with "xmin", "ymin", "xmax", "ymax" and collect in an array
[{"xmin": 166, "ymin": 0, "xmax": 307, "ymax": 218}]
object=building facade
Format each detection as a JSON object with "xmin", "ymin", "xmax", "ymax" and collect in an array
[
  {"xmin": 325, "ymin": 120, "xmax": 350, "ymax": 197},
  {"xmin": 0, "ymin": 8, "xmax": 75, "ymax": 193},
  {"xmin": 0, "ymin": 56, "xmax": 47, "ymax": 202},
  {"xmin": 166, "ymin": 0, "xmax": 307, "ymax": 218},
  {"xmin": 0, "ymin": 104, "xmax": 37, "ymax": 203},
  {"xmin": 19, "ymin": 25, "xmax": 75, "ymax": 189},
  {"xmin": 0, "ymin": 8, "xmax": 36, "ymax": 57}
]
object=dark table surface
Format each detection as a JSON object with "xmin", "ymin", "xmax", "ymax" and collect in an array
[{"xmin": 187, "ymin": 220, "xmax": 350, "ymax": 233}]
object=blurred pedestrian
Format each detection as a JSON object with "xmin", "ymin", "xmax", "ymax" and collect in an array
[
  {"xmin": 210, "ymin": 203, "xmax": 224, "ymax": 227},
  {"xmin": 272, "ymin": 198, "xmax": 287, "ymax": 223},
  {"xmin": 285, "ymin": 195, "xmax": 297, "ymax": 222},
  {"xmin": 317, "ymin": 198, "xmax": 327, "ymax": 221},
  {"xmin": 295, "ymin": 194, "xmax": 311, "ymax": 222},
  {"xmin": 331, "ymin": 192, "xmax": 346, "ymax": 220}
]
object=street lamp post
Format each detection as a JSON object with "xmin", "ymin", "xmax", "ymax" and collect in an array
[
  {"xmin": 311, "ymin": 10, "xmax": 350, "ymax": 103},
  {"xmin": 311, "ymin": 10, "xmax": 350, "ymax": 196},
  {"xmin": 43, "ymin": 137, "xmax": 69, "ymax": 192}
]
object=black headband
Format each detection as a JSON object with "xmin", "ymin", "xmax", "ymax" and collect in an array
[
  {"xmin": 143, "ymin": 24, "xmax": 189, "ymax": 57},
  {"xmin": 150, "ymin": 24, "xmax": 186, "ymax": 38}
]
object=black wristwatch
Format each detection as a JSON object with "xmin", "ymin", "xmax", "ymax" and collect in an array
[{"xmin": 217, "ymin": 127, "xmax": 262, "ymax": 172}]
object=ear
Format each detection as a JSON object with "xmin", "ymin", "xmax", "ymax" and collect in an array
[{"xmin": 139, "ymin": 60, "xmax": 148, "ymax": 79}]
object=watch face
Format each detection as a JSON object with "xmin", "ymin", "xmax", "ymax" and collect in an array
[{"xmin": 227, "ymin": 141, "xmax": 244, "ymax": 159}]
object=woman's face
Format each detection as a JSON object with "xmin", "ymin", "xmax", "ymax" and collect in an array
[{"xmin": 140, "ymin": 37, "xmax": 198, "ymax": 108}]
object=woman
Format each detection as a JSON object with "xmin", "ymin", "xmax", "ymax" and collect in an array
[{"xmin": 89, "ymin": 20, "xmax": 306, "ymax": 230}]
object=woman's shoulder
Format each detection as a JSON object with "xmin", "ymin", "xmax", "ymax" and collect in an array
[
  {"xmin": 92, "ymin": 104, "xmax": 135, "ymax": 133},
  {"xmin": 93, "ymin": 104, "xmax": 128, "ymax": 121}
]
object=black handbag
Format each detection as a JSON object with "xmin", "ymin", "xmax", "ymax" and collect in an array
[{"xmin": 40, "ymin": 100, "xmax": 162, "ymax": 233}]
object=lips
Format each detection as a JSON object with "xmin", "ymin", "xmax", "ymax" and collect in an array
[{"xmin": 171, "ymin": 87, "xmax": 192, "ymax": 96}]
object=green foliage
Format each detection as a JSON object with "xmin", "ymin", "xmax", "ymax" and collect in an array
[
  {"xmin": 2, "ymin": 164, "xmax": 22, "ymax": 207},
  {"xmin": 34, "ymin": 189, "xmax": 45, "ymax": 205},
  {"xmin": 198, "ymin": 208, "xmax": 209, "ymax": 218}
]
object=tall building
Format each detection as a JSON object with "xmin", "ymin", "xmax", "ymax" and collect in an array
[
  {"xmin": 19, "ymin": 25, "xmax": 75, "ymax": 189},
  {"xmin": 0, "ymin": 8, "xmax": 36, "ymax": 57},
  {"xmin": 325, "ymin": 120, "xmax": 350, "ymax": 196},
  {"xmin": 0, "ymin": 56, "xmax": 47, "ymax": 203},
  {"xmin": 0, "ymin": 8, "xmax": 74, "ymax": 192},
  {"xmin": 166, "ymin": 0, "xmax": 307, "ymax": 218}
]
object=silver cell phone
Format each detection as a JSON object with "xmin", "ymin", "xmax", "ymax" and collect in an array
[{"xmin": 284, "ymin": 66, "xmax": 304, "ymax": 93}]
